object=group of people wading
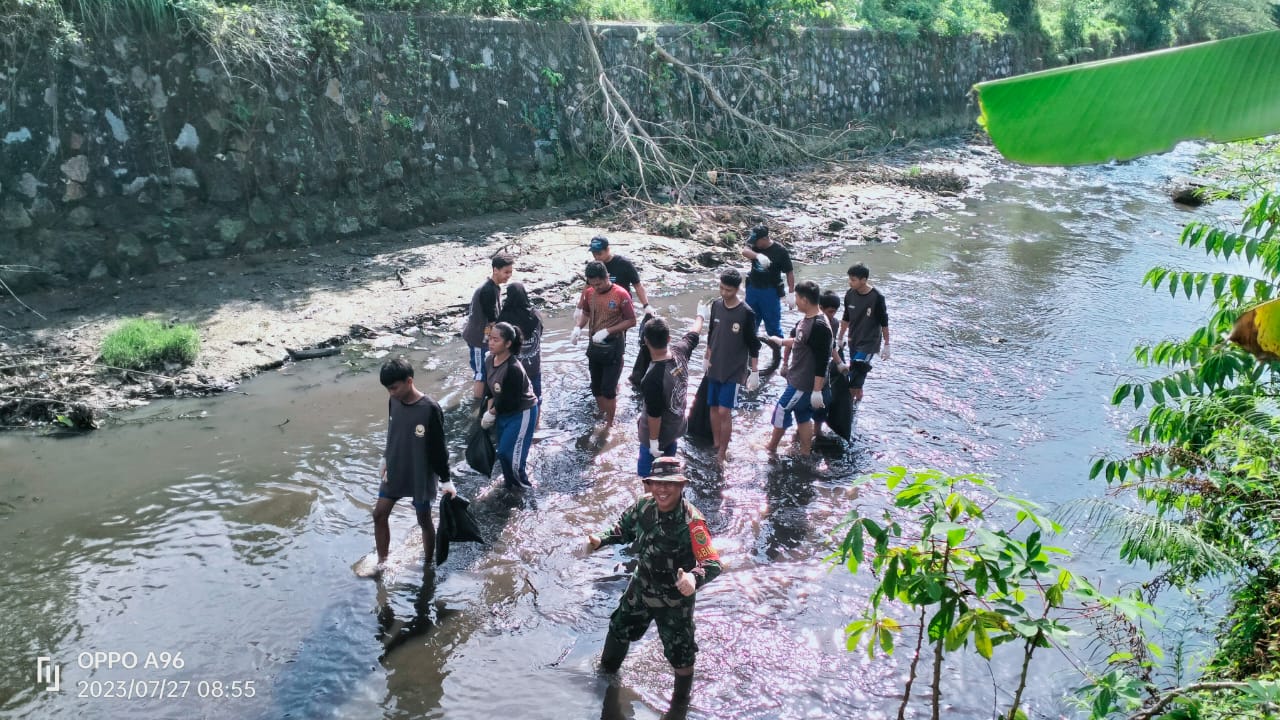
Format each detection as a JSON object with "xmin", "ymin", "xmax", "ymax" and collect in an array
[{"xmin": 368, "ymin": 226, "xmax": 890, "ymax": 704}]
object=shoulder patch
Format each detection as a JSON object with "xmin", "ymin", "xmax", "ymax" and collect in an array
[{"xmin": 688, "ymin": 519, "xmax": 719, "ymax": 563}]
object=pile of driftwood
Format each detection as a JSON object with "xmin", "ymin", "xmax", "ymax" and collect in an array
[{"xmin": 0, "ymin": 347, "xmax": 104, "ymax": 429}]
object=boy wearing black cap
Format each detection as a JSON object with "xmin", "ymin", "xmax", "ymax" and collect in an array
[
  {"xmin": 740, "ymin": 225, "xmax": 794, "ymax": 338},
  {"xmin": 585, "ymin": 457, "xmax": 721, "ymax": 702}
]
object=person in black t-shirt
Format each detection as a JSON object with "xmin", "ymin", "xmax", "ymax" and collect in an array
[
  {"xmin": 837, "ymin": 263, "xmax": 890, "ymax": 404},
  {"xmin": 366, "ymin": 358, "xmax": 455, "ymax": 577},
  {"xmin": 766, "ymin": 281, "xmax": 830, "ymax": 457},
  {"xmin": 740, "ymin": 225, "xmax": 794, "ymax": 338},
  {"xmin": 637, "ymin": 315, "xmax": 702, "ymax": 478},
  {"xmin": 462, "ymin": 254, "xmax": 514, "ymax": 400}
]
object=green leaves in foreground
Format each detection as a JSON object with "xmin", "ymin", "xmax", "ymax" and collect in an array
[{"xmin": 974, "ymin": 31, "xmax": 1280, "ymax": 166}]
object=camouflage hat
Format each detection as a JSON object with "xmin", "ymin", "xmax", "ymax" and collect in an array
[{"xmin": 646, "ymin": 457, "xmax": 688, "ymax": 483}]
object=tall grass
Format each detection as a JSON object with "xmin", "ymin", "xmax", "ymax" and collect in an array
[
  {"xmin": 100, "ymin": 318, "xmax": 201, "ymax": 371},
  {"xmin": 61, "ymin": 0, "xmax": 176, "ymax": 32}
]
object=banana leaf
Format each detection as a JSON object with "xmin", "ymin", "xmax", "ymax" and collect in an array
[{"xmin": 974, "ymin": 31, "xmax": 1280, "ymax": 166}]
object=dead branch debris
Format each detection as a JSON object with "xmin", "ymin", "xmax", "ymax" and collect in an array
[
  {"xmin": 0, "ymin": 346, "xmax": 237, "ymax": 430},
  {"xmin": 574, "ymin": 20, "xmax": 856, "ymax": 207}
]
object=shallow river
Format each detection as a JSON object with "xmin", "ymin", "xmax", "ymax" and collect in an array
[{"xmin": 0, "ymin": 145, "xmax": 1232, "ymax": 719}]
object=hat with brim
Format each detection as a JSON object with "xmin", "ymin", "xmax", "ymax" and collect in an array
[
  {"xmin": 646, "ymin": 457, "xmax": 687, "ymax": 483},
  {"xmin": 589, "ymin": 236, "xmax": 609, "ymax": 252}
]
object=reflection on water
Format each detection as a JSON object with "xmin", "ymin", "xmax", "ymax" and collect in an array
[{"xmin": 0, "ymin": 145, "xmax": 1233, "ymax": 719}]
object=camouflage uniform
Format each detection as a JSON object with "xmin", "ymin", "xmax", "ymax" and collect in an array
[{"xmin": 596, "ymin": 496, "xmax": 722, "ymax": 667}]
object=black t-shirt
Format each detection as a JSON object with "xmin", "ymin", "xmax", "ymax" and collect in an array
[
  {"xmin": 785, "ymin": 314, "xmax": 832, "ymax": 392},
  {"xmin": 842, "ymin": 287, "xmax": 889, "ymax": 354},
  {"xmin": 638, "ymin": 331, "xmax": 699, "ymax": 447},
  {"xmin": 381, "ymin": 395, "xmax": 450, "ymax": 504},
  {"xmin": 604, "ymin": 255, "xmax": 642, "ymax": 299},
  {"xmin": 745, "ymin": 242, "xmax": 793, "ymax": 296},
  {"xmin": 462, "ymin": 279, "xmax": 501, "ymax": 347}
]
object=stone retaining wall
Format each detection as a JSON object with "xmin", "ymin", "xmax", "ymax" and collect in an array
[{"xmin": 0, "ymin": 17, "xmax": 1041, "ymax": 288}]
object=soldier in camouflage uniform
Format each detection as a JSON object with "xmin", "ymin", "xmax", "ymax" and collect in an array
[{"xmin": 586, "ymin": 457, "xmax": 722, "ymax": 702}]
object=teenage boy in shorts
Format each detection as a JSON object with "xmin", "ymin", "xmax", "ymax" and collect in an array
[
  {"xmin": 369, "ymin": 358, "xmax": 456, "ymax": 577},
  {"xmin": 766, "ymin": 281, "xmax": 831, "ymax": 457},
  {"xmin": 702, "ymin": 269, "xmax": 762, "ymax": 463},
  {"xmin": 571, "ymin": 260, "xmax": 637, "ymax": 427},
  {"xmin": 837, "ymin": 263, "xmax": 890, "ymax": 403}
]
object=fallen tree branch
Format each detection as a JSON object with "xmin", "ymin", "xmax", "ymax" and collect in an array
[{"xmin": 1130, "ymin": 681, "xmax": 1252, "ymax": 720}]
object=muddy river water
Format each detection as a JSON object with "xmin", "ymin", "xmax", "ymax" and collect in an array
[{"xmin": 1, "ymin": 146, "xmax": 1232, "ymax": 719}]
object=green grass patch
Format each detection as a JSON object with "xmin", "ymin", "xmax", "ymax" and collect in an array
[{"xmin": 100, "ymin": 318, "xmax": 201, "ymax": 371}]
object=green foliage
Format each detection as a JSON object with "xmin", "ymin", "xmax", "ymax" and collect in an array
[
  {"xmin": 100, "ymin": 318, "xmax": 201, "ymax": 371},
  {"xmin": 174, "ymin": 0, "xmax": 309, "ymax": 71},
  {"xmin": 852, "ymin": 0, "xmax": 1009, "ymax": 37},
  {"xmin": 834, "ymin": 467, "xmax": 1114, "ymax": 720},
  {"xmin": 306, "ymin": 0, "xmax": 363, "ymax": 61},
  {"xmin": 1084, "ymin": 140, "xmax": 1280, "ymax": 715}
]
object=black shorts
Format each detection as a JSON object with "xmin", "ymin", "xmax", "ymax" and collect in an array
[{"xmin": 588, "ymin": 352, "xmax": 625, "ymax": 399}]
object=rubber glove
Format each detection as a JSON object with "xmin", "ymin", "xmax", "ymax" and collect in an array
[
  {"xmin": 880, "ymin": 344, "xmax": 891, "ymax": 362},
  {"xmin": 570, "ymin": 326, "xmax": 583, "ymax": 345},
  {"xmin": 592, "ymin": 329, "xmax": 610, "ymax": 344},
  {"xmin": 810, "ymin": 392, "xmax": 825, "ymax": 410},
  {"xmin": 675, "ymin": 568, "xmax": 696, "ymax": 596},
  {"xmin": 648, "ymin": 439, "xmax": 662, "ymax": 455},
  {"xmin": 785, "ymin": 293, "xmax": 796, "ymax": 311},
  {"xmin": 745, "ymin": 370, "xmax": 760, "ymax": 392},
  {"xmin": 696, "ymin": 302, "xmax": 711, "ymax": 321},
  {"xmin": 836, "ymin": 362, "xmax": 850, "ymax": 375},
  {"xmin": 638, "ymin": 304, "xmax": 652, "ymax": 317},
  {"xmin": 755, "ymin": 254, "xmax": 772, "ymax": 270},
  {"xmin": 438, "ymin": 480, "xmax": 457, "ymax": 497},
  {"xmin": 481, "ymin": 409, "xmax": 497, "ymax": 429},
  {"xmin": 583, "ymin": 535, "xmax": 601, "ymax": 556}
]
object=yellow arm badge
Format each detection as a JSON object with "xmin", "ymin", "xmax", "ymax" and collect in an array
[{"xmin": 687, "ymin": 519, "xmax": 719, "ymax": 563}]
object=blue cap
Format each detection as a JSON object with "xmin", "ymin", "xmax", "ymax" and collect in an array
[{"xmin": 589, "ymin": 236, "xmax": 609, "ymax": 252}]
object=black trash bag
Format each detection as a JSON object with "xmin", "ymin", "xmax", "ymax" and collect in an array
[
  {"xmin": 436, "ymin": 493, "xmax": 486, "ymax": 566},
  {"xmin": 465, "ymin": 421, "xmax": 496, "ymax": 477},
  {"xmin": 825, "ymin": 361, "xmax": 853, "ymax": 441},
  {"xmin": 685, "ymin": 375, "xmax": 714, "ymax": 440}
]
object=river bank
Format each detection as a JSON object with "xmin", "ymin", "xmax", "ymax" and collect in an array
[{"xmin": 0, "ymin": 138, "xmax": 1000, "ymax": 429}]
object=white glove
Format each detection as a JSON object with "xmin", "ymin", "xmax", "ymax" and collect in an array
[
  {"xmin": 785, "ymin": 293, "xmax": 796, "ymax": 311},
  {"xmin": 585, "ymin": 535, "xmax": 602, "ymax": 554},
  {"xmin": 880, "ymin": 344, "xmax": 890, "ymax": 362},
  {"xmin": 696, "ymin": 302, "xmax": 709, "ymax": 321},
  {"xmin": 675, "ymin": 568, "xmax": 696, "ymax": 597},
  {"xmin": 810, "ymin": 392, "xmax": 825, "ymax": 410},
  {"xmin": 639, "ymin": 304, "xmax": 652, "ymax": 317},
  {"xmin": 836, "ymin": 362, "xmax": 850, "ymax": 374},
  {"xmin": 438, "ymin": 480, "xmax": 457, "ymax": 497},
  {"xmin": 570, "ymin": 326, "xmax": 583, "ymax": 345},
  {"xmin": 592, "ymin": 329, "xmax": 610, "ymax": 344},
  {"xmin": 745, "ymin": 370, "xmax": 760, "ymax": 392},
  {"xmin": 755, "ymin": 254, "xmax": 772, "ymax": 270},
  {"xmin": 648, "ymin": 439, "xmax": 662, "ymax": 455},
  {"xmin": 480, "ymin": 409, "xmax": 497, "ymax": 429}
]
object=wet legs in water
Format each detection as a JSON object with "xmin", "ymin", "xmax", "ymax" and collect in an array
[{"xmin": 372, "ymin": 498, "xmax": 435, "ymax": 567}]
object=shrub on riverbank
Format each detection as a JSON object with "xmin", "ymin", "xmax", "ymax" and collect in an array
[{"xmin": 100, "ymin": 318, "xmax": 201, "ymax": 371}]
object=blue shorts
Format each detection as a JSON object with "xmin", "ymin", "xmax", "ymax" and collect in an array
[
  {"xmin": 771, "ymin": 385, "xmax": 815, "ymax": 429},
  {"xmin": 706, "ymin": 379, "xmax": 741, "ymax": 409},
  {"xmin": 377, "ymin": 491, "xmax": 431, "ymax": 514},
  {"xmin": 468, "ymin": 345, "xmax": 487, "ymax": 382}
]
